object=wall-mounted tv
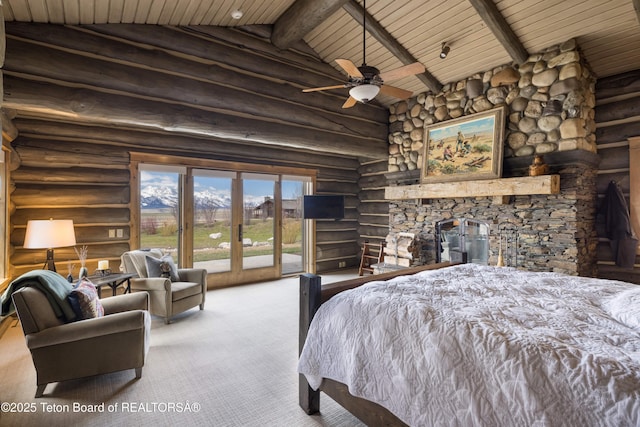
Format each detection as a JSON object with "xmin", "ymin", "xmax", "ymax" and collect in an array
[{"xmin": 303, "ymin": 195, "xmax": 345, "ymax": 220}]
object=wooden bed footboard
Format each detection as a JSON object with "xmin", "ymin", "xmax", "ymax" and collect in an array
[{"xmin": 298, "ymin": 262, "xmax": 454, "ymax": 424}]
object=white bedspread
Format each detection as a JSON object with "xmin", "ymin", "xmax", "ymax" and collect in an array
[{"xmin": 298, "ymin": 264, "xmax": 640, "ymax": 426}]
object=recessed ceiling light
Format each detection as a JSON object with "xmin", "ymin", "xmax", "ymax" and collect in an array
[{"xmin": 231, "ymin": 10, "xmax": 243, "ymax": 20}]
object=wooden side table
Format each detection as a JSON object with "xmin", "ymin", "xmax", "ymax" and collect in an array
[{"xmin": 88, "ymin": 273, "xmax": 136, "ymax": 298}]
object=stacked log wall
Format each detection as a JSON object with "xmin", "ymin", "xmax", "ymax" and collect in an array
[
  {"xmin": 357, "ymin": 159, "xmax": 390, "ymax": 264},
  {"xmin": 4, "ymin": 23, "xmax": 388, "ymax": 278},
  {"xmin": 9, "ymin": 126, "xmax": 362, "ymax": 276},
  {"xmin": 594, "ymin": 69, "xmax": 640, "ymax": 283}
]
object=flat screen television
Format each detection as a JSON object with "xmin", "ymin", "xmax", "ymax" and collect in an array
[{"xmin": 303, "ymin": 195, "xmax": 345, "ymax": 220}]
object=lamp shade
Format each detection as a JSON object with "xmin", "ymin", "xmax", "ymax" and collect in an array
[
  {"xmin": 349, "ymin": 84, "xmax": 380, "ymax": 103},
  {"xmin": 24, "ymin": 219, "xmax": 77, "ymax": 249}
]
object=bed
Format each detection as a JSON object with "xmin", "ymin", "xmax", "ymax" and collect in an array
[{"xmin": 298, "ymin": 263, "xmax": 640, "ymax": 426}]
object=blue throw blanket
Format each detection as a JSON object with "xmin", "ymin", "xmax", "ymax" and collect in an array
[{"xmin": 1, "ymin": 270, "xmax": 76, "ymax": 322}]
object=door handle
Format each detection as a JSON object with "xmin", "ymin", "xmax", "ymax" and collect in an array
[{"xmin": 238, "ymin": 224, "xmax": 243, "ymax": 242}]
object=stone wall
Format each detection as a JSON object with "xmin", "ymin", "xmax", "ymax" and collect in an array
[
  {"xmin": 386, "ymin": 40, "xmax": 599, "ymax": 275},
  {"xmin": 388, "ymin": 158, "xmax": 598, "ymax": 276}
]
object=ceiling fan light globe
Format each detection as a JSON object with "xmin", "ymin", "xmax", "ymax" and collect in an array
[{"xmin": 349, "ymin": 84, "xmax": 380, "ymax": 103}]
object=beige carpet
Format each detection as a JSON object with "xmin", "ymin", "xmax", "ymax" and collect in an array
[{"xmin": 0, "ymin": 272, "xmax": 365, "ymax": 427}]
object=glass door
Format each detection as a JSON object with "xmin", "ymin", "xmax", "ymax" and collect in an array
[
  {"xmin": 238, "ymin": 173, "xmax": 279, "ymax": 281},
  {"xmin": 281, "ymin": 177, "xmax": 309, "ymax": 275},
  {"xmin": 136, "ymin": 157, "xmax": 315, "ymax": 287},
  {"xmin": 192, "ymin": 169, "xmax": 234, "ymax": 274},
  {"xmin": 191, "ymin": 171, "xmax": 281, "ymax": 284}
]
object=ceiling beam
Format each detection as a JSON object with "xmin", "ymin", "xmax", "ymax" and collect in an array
[
  {"xmin": 342, "ymin": 0, "xmax": 442, "ymax": 94},
  {"xmin": 1, "ymin": 110, "xmax": 19, "ymax": 143},
  {"xmin": 271, "ymin": 0, "xmax": 349, "ymax": 50},
  {"xmin": 633, "ymin": 0, "xmax": 640, "ymax": 24},
  {"xmin": 467, "ymin": 0, "xmax": 529, "ymax": 64}
]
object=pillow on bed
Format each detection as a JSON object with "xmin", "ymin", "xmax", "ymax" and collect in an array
[{"xmin": 605, "ymin": 288, "xmax": 640, "ymax": 330}]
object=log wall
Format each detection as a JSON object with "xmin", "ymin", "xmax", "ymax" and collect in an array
[
  {"xmin": 594, "ymin": 69, "xmax": 640, "ymax": 283},
  {"xmin": 357, "ymin": 159, "xmax": 390, "ymax": 255},
  {"xmin": 3, "ymin": 23, "xmax": 389, "ymax": 279}
]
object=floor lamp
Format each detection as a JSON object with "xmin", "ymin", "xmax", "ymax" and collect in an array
[{"xmin": 23, "ymin": 219, "xmax": 77, "ymax": 272}]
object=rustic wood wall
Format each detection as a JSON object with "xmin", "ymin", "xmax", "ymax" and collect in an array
[
  {"xmin": 594, "ymin": 69, "xmax": 640, "ymax": 283},
  {"xmin": 357, "ymin": 158, "xmax": 390, "ymax": 250},
  {"xmin": 3, "ymin": 23, "xmax": 389, "ymax": 279}
]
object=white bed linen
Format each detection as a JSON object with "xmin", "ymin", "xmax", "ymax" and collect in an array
[{"xmin": 298, "ymin": 264, "xmax": 640, "ymax": 426}]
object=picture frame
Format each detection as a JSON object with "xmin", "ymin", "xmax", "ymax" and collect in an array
[{"xmin": 421, "ymin": 106, "xmax": 506, "ymax": 183}]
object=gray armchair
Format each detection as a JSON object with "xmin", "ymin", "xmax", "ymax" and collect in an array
[
  {"xmin": 120, "ymin": 249, "xmax": 207, "ymax": 324},
  {"xmin": 12, "ymin": 287, "xmax": 150, "ymax": 398}
]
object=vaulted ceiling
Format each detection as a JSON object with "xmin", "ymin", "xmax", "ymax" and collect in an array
[{"xmin": 3, "ymin": 0, "xmax": 640, "ymax": 108}]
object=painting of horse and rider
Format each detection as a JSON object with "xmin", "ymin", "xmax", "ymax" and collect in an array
[{"xmin": 421, "ymin": 106, "xmax": 506, "ymax": 183}]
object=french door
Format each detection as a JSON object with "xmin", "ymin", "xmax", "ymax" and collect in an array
[
  {"xmin": 135, "ymin": 155, "xmax": 313, "ymax": 288},
  {"xmin": 194, "ymin": 171, "xmax": 280, "ymax": 285}
]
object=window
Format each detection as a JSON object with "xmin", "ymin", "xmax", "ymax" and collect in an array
[
  {"xmin": 138, "ymin": 164, "xmax": 187, "ymax": 266},
  {"xmin": 131, "ymin": 153, "xmax": 316, "ymax": 286}
]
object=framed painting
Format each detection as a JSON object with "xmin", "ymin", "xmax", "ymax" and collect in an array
[{"xmin": 421, "ymin": 106, "xmax": 506, "ymax": 183}]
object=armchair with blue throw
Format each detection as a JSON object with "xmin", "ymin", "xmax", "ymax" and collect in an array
[{"xmin": 2, "ymin": 270, "xmax": 151, "ymax": 397}]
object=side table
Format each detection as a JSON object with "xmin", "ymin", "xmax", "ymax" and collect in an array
[{"xmin": 88, "ymin": 273, "xmax": 137, "ymax": 298}]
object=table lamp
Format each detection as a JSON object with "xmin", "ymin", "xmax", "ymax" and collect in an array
[{"xmin": 23, "ymin": 219, "xmax": 77, "ymax": 272}]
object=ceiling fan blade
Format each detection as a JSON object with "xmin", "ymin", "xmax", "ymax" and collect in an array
[
  {"xmin": 379, "ymin": 84, "xmax": 413, "ymax": 99},
  {"xmin": 335, "ymin": 59, "xmax": 364, "ymax": 78},
  {"xmin": 302, "ymin": 85, "xmax": 346, "ymax": 93},
  {"xmin": 342, "ymin": 96, "xmax": 358, "ymax": 108},
  {"xmin": 379, "ymin": 62, "xmax": 425, "ymax": 82}
]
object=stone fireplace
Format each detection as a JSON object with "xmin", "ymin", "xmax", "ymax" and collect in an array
[{"xmin": 385, "ymin": 39, "xmax": 599, "ymax": 276}]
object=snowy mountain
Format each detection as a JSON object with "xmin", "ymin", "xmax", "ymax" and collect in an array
[
  {"xmin": 140, "ymin": 183, "xmax": 264, "ymax": 209},
  {"xmin": 140, "ymin": 184, "xmax": 179, "ymax": 209}
]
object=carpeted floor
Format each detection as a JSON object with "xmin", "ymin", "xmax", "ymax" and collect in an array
[{"xmin": 0, "ymin": 272, "xmax": 365, "ymax": 427}]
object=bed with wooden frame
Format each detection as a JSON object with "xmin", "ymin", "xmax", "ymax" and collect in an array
[
  {"xmin": 298, "ymin": 263, "xmax": 453, "ymax": 426},
  {"xmin": 298, "ymin": 262, "xmax": 640, "ymax": 426}
]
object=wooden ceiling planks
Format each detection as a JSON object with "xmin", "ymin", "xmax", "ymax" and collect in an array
[{"xmin": 2, "ymin": 0, "xmax": 640, "ymax": 106}]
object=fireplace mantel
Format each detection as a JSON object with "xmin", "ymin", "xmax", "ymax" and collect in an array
[{"xmin": 384, "ymin": 174, "xmax": 560, "ymax": 204}]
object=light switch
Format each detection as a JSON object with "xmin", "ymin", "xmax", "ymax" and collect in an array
[
  {"xmin": 116, "ymin": 229, "xmax": 124, "ymax": 238},
  {"xmin": 109, "ymin": 229, "xmax": 116, "ymax": 238}
]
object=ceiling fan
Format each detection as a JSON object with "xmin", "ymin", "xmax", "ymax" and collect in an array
[{"xmin": 302, "ymin": 0, "xmax": 425, "ymax": 108}]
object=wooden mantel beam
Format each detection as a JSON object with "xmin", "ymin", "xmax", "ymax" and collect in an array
[
  {"xmin": 385, "ymin": 175, "xmax": 560, "ymax": 204},
  {"xmin": 272, "ymin": 0, "xmax": 349, "ymax": 50},
  {"xmin": 467, "ymin": 0, "xmax": 529, "ymax": 64},
  {"xmin": 342, "ymin": 0, "xmax": 443, "ymax": 94}
]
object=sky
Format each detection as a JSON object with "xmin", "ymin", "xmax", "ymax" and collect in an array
[{"xmin": 429, "ymin": 116, "xmax": 495, "ymax": 141}]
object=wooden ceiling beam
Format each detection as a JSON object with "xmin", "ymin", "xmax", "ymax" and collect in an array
[
  {"xmin": 1, "ymin": 110, "xmax": 19, "ymax": 143},
  {"xmin": 342, "ymin": 0, "xmax": 442, "ymax": 94},
  {"xmin": 633, "ymin": 0, "xmax": 640, "ymax": 25},
  {"xmin": 467, "ymin": 0, "xmax": 529, "ymax": 64},
  {"xmin": 271, "ymin": 0, "xmax": 349, "ymax": 50}
]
